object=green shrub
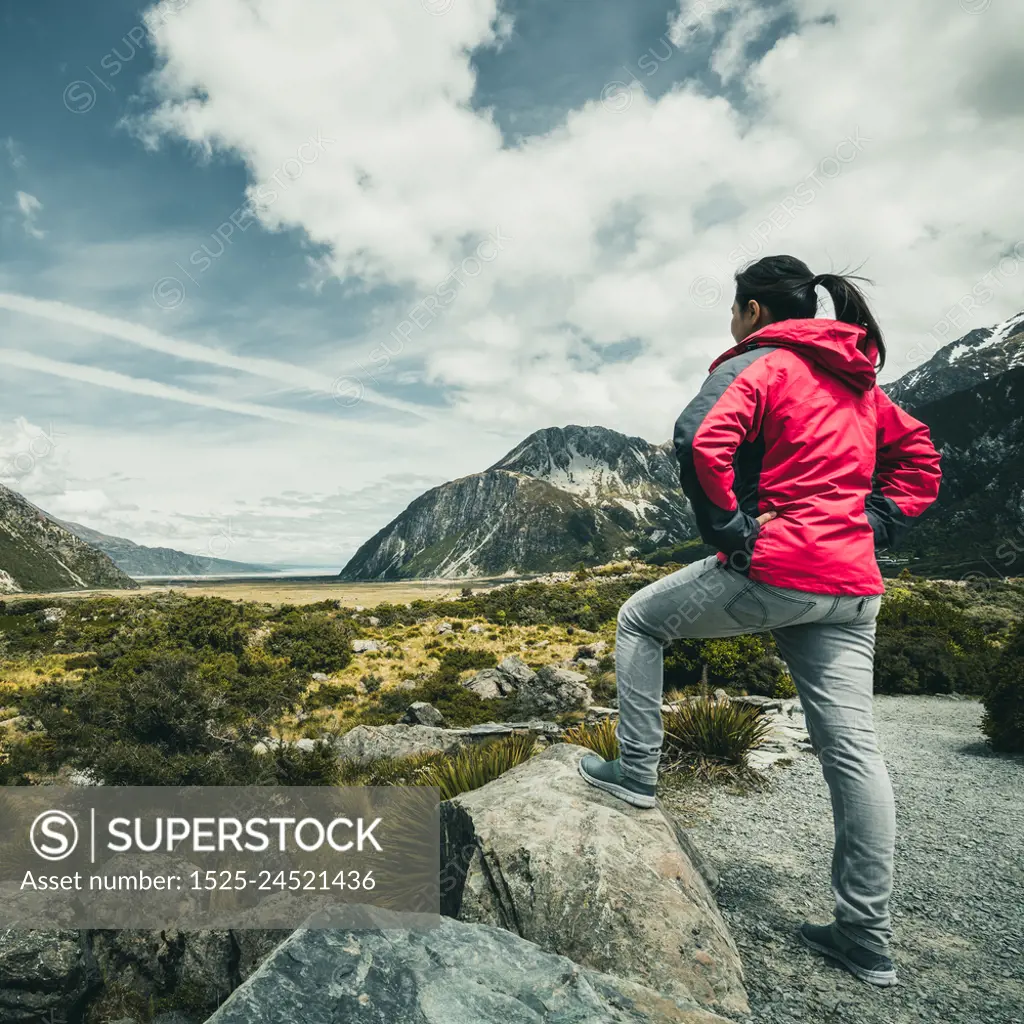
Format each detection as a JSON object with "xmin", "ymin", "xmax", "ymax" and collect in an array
[
  {"xmin": 563, "ymin": 718, "xmax": 619, "ymax": 760},
  {"xmin": 663, "ymin": 697, "xmax": 771, "ymax": 772},
  {"xmin": 438, "ymin": 648, "xmax": 497, "ymax": 674},
  {"xmin": 982, "ymin": 623, "xmax": 1024, "ymax": 753},
  {"xmin": 874, "ymin": 590, "xmax": 993, "ymax": 694},
  {"xmin": 361, "ymin": 673, "xmax": 383, "ymax": 694},
  {"xmin": 417, "ymin": 734, "xmax": 537, "ymax": 800},
  {"xmin": 266, "ymin": 613, "xmax": 354, "ymax": 673},
  {"xmin": 363, "ymin": 674, "xmax": 504, "ymax": 727},
  {"xmin": 336, "ymin": 751, "xmax": 445, "ymax": 787},
  {"xmin": 664, "ymin": 635, "xmax": 787, "ymax": 696},
  {"xmin": 12, "ymin": 650, "xmax": 326, "ymax": 785}
]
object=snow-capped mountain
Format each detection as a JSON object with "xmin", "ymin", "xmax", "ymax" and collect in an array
[
  {"xmin": 885, "ymin": 310, "xmax": 1024, "ymax": 411},
  {"xmin": 884, "ymin": 309, "xmax": 1024, "ymax": 575},
  {"xmin": 339, "ymin": 425, "xmax": 696, "ymax": 580}
]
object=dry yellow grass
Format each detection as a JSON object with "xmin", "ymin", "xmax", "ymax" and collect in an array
[
  {"xmin": 279, "ymin": 616, "xmax": 612, "ymax": 738},
  {"xmin": 0, "ymin": 653, "xmax": 85, "ymax": 689},
  {"xmin": 6, "ymin": 576, "xmax": 515, "ymax": 608}
]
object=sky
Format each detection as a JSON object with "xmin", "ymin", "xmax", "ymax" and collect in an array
[{"xmin": 0, "ymin": 0, "xmax": 1021, "ymax": 567}]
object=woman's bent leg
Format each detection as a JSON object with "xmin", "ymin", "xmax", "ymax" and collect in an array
[{"xmin": 614, "ymin": 557, "xmax": 748, "ymax": 784}]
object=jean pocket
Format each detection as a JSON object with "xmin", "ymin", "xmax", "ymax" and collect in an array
[{"xmin": 724, "ymin": 582, "xmax": 816, "ymax": 630}]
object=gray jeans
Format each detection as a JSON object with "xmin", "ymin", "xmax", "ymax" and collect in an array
[{"xmin": 615, "ymin": 555, "xmax": 894, "ymax": 953}]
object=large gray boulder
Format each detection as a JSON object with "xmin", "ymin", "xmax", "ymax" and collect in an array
[
  {"xmin": 205, "ymin": 916, "xmax": 734, "ymax": 1024},
  {"xmin": 514, "ymin": 664, "xmax": 593, "ymax": 717},
  {"xmin": 496, "ymin": 655, "xmax": 536, "ymax": 688},
  {"xmin": 401, "ymin": 701, "xmax": 446, "ymax": 727},
  {"xmin": 463, "ymin": 667, "xmax": 508, "ymax": 699},
  {"xmin": 442, "ymin": 744, "xmax": 748, "ymax": 1017}
]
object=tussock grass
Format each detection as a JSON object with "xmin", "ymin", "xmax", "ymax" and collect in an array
[
  {"xmin": 563, "ymin": 717, "xmax": 620, "ymax": 760},
  {"xmin": 663, "ymin": 696, "xmax": 771, "ymax": 780},
  {"xmin": 417, "ymin": 734, "xmax": 539, "ymax": 800}
]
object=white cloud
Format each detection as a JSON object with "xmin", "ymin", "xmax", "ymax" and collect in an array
[
  {"xmin": 4, "ymin": 138, "xmax": 26, "ymax": 171},
  {"xmin": 0, "ymin": 292, "xmax": 436, "ymax": 420},
  {"xmin": 15, "ymin": 191, "xmax": 44, "ymax": 239},
  {"xmin": 136, "ymin": 0, "xmax": 1024, "ymax": 421},
  {"xmin": 0, "ymin": 417, "xmax": 69, "ymax": 498}
]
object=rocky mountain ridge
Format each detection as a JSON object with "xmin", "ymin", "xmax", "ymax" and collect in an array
[
  {"xmin": 0, "ymin": 485, "xmax": 137, "ymax": 593},
  {"xmin": 884, "ymin": 309, "xmax": 1024, "ymax": 411},
  {"xmin": 340, "ymin": 425, "xmax": 695, "ymax": 580}
]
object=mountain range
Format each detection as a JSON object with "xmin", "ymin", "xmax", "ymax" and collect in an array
[
  {"xmin": 340, "ymin": 309, "xmax": 1024, "ymax": 581},
  {"xmin": 57, "ymin": 521, "xmax": 271, "ymax": 578}
]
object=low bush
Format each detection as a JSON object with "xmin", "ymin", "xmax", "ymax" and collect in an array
[
  {"xmin": 9, "ymin": 651, "xmax": 333, "ymax": 785},
  {"xmin": 266, "ymin": 613, "xmax": 355, "ymax": 673},
  {"xmin": 336, "ymin": 751, "xmax": 446, "ymax": 787},
  {"xmin": 302, "ymin": 682, "xmax": 358, "ymax": 711},
  {"xmin": 664, "ymin": 635, "xmax": 788, "ymax": 696},
  {"xmin": 590, "ymin": 670, "xmax": 617, "ymax": 705},
  {"xmin": 982, "ymin": 622, "xmax": 1024, "ymax": 753},
  {"xmin": 874, "ymin": 589, "xmax": 993, "ymax": 694}
]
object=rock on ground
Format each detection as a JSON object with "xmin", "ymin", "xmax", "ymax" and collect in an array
[
  {"xmin": 401, "ymin": 701, "xmax": 446, "ymax": 727},
  {"xmin": 205, "ymin": 916, "xmax": 735, "ymax": 1024},
  {"xmin": 0, "ymin": 928, "xmax": 285, "ymax": 1024},
  {"xmin": 514, "ymin": 664, "xmax": 593, "ymax": 717},
  {"xmin": 667, "ymin": 696, "xmax": 1024, "ymax": 1024},
  {"xmin": 0, "ymin": 930, "xmax": 93, "ymax": 1022},
  {"xmin": 333, "ymin": 724, "xmax": 466, "ymax": 765},
  {"xmin": 496, "ymin": 655, "xmax": 536, "ymax": 688},
  {"xmin": 464, "ymin": 667, "xmax": 514, "ymax": 699},
  {"xmin": 351, "ymin": 639, "xmax": 382, "ymax": 653},
  {"xmin": 443, "ymin": 743, "xmax": 748, "ymax": 1017}
]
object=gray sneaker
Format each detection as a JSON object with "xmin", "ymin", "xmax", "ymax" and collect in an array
[
  {"xmin": 798, "ymin": 922, "xmax": 898, "ymax": 987},
  {"xmin": 578, "ymin": 754, "xmax": 657, "ymax": 808}
]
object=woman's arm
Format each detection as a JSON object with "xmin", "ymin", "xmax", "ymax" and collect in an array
[
  {"xmin": 673, "ymin": 350, "xmax": 772, "ymax": 557},
  {"xmin": 866, "ymin": 389, "xmax": 942, "ymax": 549}
]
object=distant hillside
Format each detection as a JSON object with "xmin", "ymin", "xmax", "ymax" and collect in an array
[
  {"xmin": 60, "ymin": 521, "xmax": 271, "ymax": 578},
  {"xmin": 0, "ymin": 486, "xmax": 138, "ymax": 593},
  {"xmin": 340, "ymin": 425, "xmax": 696, "ymax": 580}
]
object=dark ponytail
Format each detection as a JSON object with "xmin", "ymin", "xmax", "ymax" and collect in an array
[{"xmin": 734, "ymin": 255, "xmax": 886, "ymax": 370}]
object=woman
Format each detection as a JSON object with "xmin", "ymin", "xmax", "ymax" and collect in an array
[{"xmin": 579, "ymin": 255, "xmax": 942, "ymax": 987}]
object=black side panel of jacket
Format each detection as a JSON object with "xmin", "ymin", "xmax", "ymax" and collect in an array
[
  {"xmin": 865, "ymin": 491, "xmax": 910, "ymax": 550},
  {"xmin": 673, "ymin": 347, "xmax": 775, "ymax": 564}
]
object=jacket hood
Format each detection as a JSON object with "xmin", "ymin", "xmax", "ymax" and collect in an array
[{"xmin": 710, "ymin": 318, "xmax": 879, "ymax": 392}]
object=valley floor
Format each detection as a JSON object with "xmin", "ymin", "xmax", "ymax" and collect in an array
[
  {"xmin": 667, "ymin": 696, "xmax": 1024, "ymax": 1024},
  {"xmin": 5, "ymin": 575, "xmax": 514, "ymax": 606}
]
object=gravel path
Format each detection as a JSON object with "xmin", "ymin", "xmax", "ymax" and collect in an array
[{"xmin": 668, "ymin": 696, "xmax": 1024, "ymax": 1024}]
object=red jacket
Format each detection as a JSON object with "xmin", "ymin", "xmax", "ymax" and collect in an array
[{"xmin": 673, "ymin": 318, "xmax": 942, "ymax": 595}]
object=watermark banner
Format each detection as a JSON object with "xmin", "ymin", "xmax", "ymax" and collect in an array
[{"xmin": 0, "ymin": 787, "xmax": 439, "ymax": 929}]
